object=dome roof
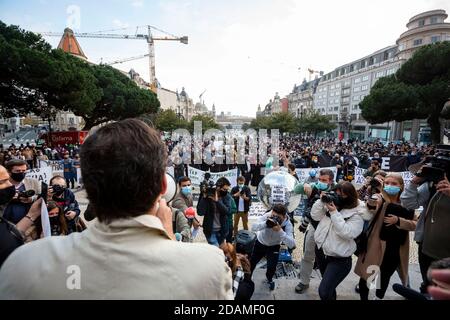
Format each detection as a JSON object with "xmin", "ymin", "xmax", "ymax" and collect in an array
[{"xmin": 57, "ymin": 28, "xmax": 87, "ymax": 60}]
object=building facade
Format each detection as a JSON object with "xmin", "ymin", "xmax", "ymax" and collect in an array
[
  {"xmin": 287, "ymin": 78, "xmax": 319, "ymax": 118},
  {"xmin": 312, "ymin": 9, "xmax": 450, "ymax": 141}
]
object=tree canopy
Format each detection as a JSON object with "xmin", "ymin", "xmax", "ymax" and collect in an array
[
  {"xmin": 360, "ymin": 42, "xmax": 450, "ymax": 143},
  {"xmin": 0, "ymin": 20, "xmax": 160, "ymax": 130}
]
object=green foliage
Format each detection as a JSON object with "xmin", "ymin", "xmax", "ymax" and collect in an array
[
  {"xmin": 0, "ymin": 20, "xmax": 160, "ymax": 130},
  {"xmin": 360, "ymin": 42, "xmax": 450, "ymax": 143},
  {"xmin": 297, "ymin": 111, "xmax": 336, "ymax": 136},
  {"xmin": 155, "ymin": 109, "xmax": 189, "ymax": 132},
  {"xmin": 188, "ymin": 114, "xmax": 221, "ymax": 133}
]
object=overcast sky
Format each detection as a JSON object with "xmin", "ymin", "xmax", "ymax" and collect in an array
[{"xmin": 1, "ymin": 0, "xmax": 449, "ymax": 117}]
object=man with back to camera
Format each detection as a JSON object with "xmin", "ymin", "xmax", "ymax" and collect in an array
[{"xmin": 0, "ymin": 119, "xmax": 233, "ymax": 299}]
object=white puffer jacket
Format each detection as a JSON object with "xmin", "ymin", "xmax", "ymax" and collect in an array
[{"xmin": 311, "ymin": 199, "xmax": 366, "ymax": 258}]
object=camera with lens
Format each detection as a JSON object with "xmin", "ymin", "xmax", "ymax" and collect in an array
[
  {"xmin": 266, "ymin": 215, "xmax": 282, "ymax": 228},
  {"xmin": 200, "ymin": 179, "xmax": 217, "ymax": 198},
  {"xmin": 51, "ymin": 185, "xmax": 65, "ymax": 194},
  {"xmin": 321, "ymin": 191, "xmax": 341, "ymax": 207},
  {"xmin": 415, "ymin": 145, "xmax": 450, "ymax": 184},
  {"xmin": 18, "ymin": 190, "xmax": 36, "ymax": 198},
  {"xmin": 369, "ymin": 178, "xmax": 382, "ymax": 195}
]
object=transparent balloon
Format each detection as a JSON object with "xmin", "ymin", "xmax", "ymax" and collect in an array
[{"xmin": 257, "ymin": 170, "xmax": 302, "ymax": 212}]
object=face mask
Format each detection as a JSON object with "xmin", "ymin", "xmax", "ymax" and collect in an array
[
  {"xmin": 348, "ymin": 161, "xmax": 353, "ymax": 165},
  {"xmin": 309, "ymin": 170, "xmax": 316, "ymax": 178},
  {"xmin": 0, "ymin": 185, "xmax": 16, "ymax": 205},
  {"xmin": 219, "ymin": 190, "xmax": 228, "ymax": 197},
  {"xmin": 181, "ymin": 186, "xmax": 191, "ymax": 195},
  {"xmin": 49, "ymin": 215, "xmax": 60, "ymax": 225},
  {"xmin": 384, "ymin": 185, "xmax": 401, "ymax": 196},
  {"xmin": 315, "ymin": 181, "xmax": 328, "ymax": 191},
  {"xmin": 238, "ymin": 184, "xmax": 244, "ymax": 188},
  {"xmin": 11, "ymin": 172, "xmax": 26, "ymax": 182}
]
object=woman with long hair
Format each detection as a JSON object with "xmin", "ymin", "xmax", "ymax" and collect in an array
[
  {"xmin": 311, "ymin": 181, "xmax": 366, "ymax": 300},
  {"xmin": 355, "ymin": 173, "xmax": 416, "ymax": 300},
  {"xmin": 47, "ymin": 200, "xmax": 69, "ymax": 236}
]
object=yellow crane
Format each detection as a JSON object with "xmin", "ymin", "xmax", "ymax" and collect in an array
[
  {"xmin": 307, "ymin": 68, "xmax": 323, "ymax": 81},
  {"xmin": 40, "ymin": 25, "xmax": 188, "ymax": 91}
]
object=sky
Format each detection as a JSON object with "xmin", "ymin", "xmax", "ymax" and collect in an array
[{"xmin": 1, "ymin": 0, "xmax": 449, "ymax": 117}]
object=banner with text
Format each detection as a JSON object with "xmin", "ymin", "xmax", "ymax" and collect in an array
[{"xmin": 187, "ymin": 166, "xmax": 238, "ymax": 188}]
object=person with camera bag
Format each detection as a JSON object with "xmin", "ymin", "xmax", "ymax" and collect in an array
[
  {"xmin": 249, "ymin": 204, "xmax": 295, "ymax": 291},
  {"xmin": 294, "ymin": 168, "xmax": 335, "ymax": 294},
  {"xmin": 310, "ymin": 181, "xmax": 365, "ymax": 300},
  {"xmin": 48, "ymin": 175, "xmax": 82, "ymax": 234},
  {"xmin": 355, "ymin": 173, "xmax": 416, "ymax": 300},
  {"xmin": 197, "ymin": 178, "xmax": 230, "ymax": 247}
]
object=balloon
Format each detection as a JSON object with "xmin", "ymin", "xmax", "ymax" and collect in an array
[{"xmin": 257, "ymin": 170, "xmax": 302, "ymax": 212}]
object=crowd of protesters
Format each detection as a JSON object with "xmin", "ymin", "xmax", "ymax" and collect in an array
[{"xmin": 0, "ymin": 124, "xmax": 449, "ymax": 300}]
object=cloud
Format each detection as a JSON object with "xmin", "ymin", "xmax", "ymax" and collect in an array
[
  {"xmin": 131, "ymin": 0, "xmax": 144, "ymax": 7},
  {"xmin": 113, "ymin": 19, "xmax": 129, "ymax": 29}
]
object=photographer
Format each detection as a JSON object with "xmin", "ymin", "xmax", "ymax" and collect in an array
[
  {"xmin": 48, "ymin": 175, "xmax": 81, "ymax": 234},
  {"xmin": 249, "ymin": 204, "xmax": 295, "ymax": 291},
  {"xmin": 358, "ymin": 170, "xmax": 387, "ymax": 201},
  {"xmin": 355, "ymin": 173, "xmax": 416, "ymax": 300},
  {"xmin": 294, "ymin": 168, "xmax": 335, "ymax": 294},
  {"xmin": 2, "ymin": 160, "xmax": 41, "ymax": 225},
  {"xmin": 311, "ymin": 182, "xmax": 366, "ymax": 300},
  {"xmin": 401, "ymin": 155, "xmax": 450, "ymax": 293},
  {"xmin": 364, "ymin": 160, "xmax": 381, "ymax": 178},
  {"xmin": 231, "ymin": 176, "xmax": 251, "ymax": 236},
  {"xmin": 197, "ymin": 178, "xmax": 230, "ymax": 247},
  {"xmin": 0, "ymin": 165, "xmax": 43, "ymax": 266}
]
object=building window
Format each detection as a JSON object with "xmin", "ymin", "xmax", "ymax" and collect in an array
[
  {"xmin": 342, "ymin": 97, "xmax": 350, "ymax": 103},
  {"xmin": 335, "ymin": 91, "xmax": 340, "ymax": 96},
  {"xmin": 353, "ymin": 87, "xmax": 361, "ymax": 93},
  {"xmin": 334, "ymin": 107, "xmax": 339, "ymax": 111},
  {"xmin": 351, "ymin": 114, "xmax": 357, "ymax": 121},
  {"xmin": 369, "ymin": 57, "xmax": 374, "ymax": 66},
  {"xmin": 330, "ymin": 85, "xmax": 335, "ymax": 90},
  {"xmin": 352, "ymin": 104, "xmax": 359, "ymax": 110},
  {"xmin": 431, "ymin": 36, "xmax": 441, "ymax": 43},
  {"xmin": 352, "ymin": 96, "xmax": 360, "ymax": 101},
  {"xmin": 361, "ymin": 84, "xmax": 369, "ymax": 91},
  {"xmin": 413, "ymin": 39, "xmax": 423, "ymax": 46},
  {"xmin": 362, "ymin": 75, "xmax": 369, "ymax": 81},
  {"xmin": 342, "ymin": 89, "xmax": 350, "ymax": 95},
  {"xmin": 418, "ymin": 19, "xmax": 425, "ymax": 27},
  {"xmin": 375, "ymin": 70, "xmax": 385, "ymax": 78},
  {"xmin": 336, "ymin": 83, "xmax": 341, "ymax": 88},
  {"xmin": 69, "ymin": 118, "xmax": 74, "ymax": 125},
  {"xmin": 354, "ymin": 77, "xmax": 361, "ymax": 84},
  {"xmin": 344, "ymin": 80, "xmax": 351, "ymax": 86},
  {"xmin": 430, "ymin": 16, "xmax": 438, "ymax": 24},
  {"xmin": 360, "ymin": 60, "xmax": 366, "ymax": 68}
]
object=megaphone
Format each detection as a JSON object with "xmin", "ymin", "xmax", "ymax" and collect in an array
[{"xmin": 162, "ymin": 173, "xmax": 178, "ymax": 203}]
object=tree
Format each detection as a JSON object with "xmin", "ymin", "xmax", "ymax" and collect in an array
[
  {"xmin": 188, "ymin": 114, "xmax": 221, "ymax": 133},
  {"xmin": 249, "ymin": 113, "xmax": 296, "ymax": 133},
  {"xmin": 360, "ymin": 42, "xmax": 450, "ymax": 143},
  {"xmin": 0, "ymin": 21, "xmax": 160, "ymax": 131},
  {"xmin": 297, "ymin": 111, "xmax": 336, "ymax": 137},
  {"xmin": 154, "ymin": 109, "xmax": 188, "ymax": 132},
  {"xmin": 80, "ymin": 65, "xmax": 160, "ymax": 129}
]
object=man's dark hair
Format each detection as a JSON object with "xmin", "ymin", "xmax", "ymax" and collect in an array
[
  {"xmin": 178, "ymin": 176, "xmax": 191, "ymax": 186},
  {"xmin": 216, "ymin": 177, "xmax": 231, "ymax": 187},
  {"xmin": 5, "ymin": 159, "xmax": 27, "ymax": 172},
  {"xmin": 49, "ymin": 175, "xmax": 65, "ymax": 185},
  {"xmin": 288, "ymin": 163, "xmax": 296, "ymax": 172},
  {"xmin": 237, "ymin": 176, "xmax": 245, "ymax": 182},
  {"xmin": 319, "ymin": 168, "xmax": 334, "ymax": 181},
  {"xmin": 272, "ymin": 204, "xmax": 287, "ymax": 216},
  {"xmin": 80, "ymin": 119, "xmax": 167, "ymax": 223}
]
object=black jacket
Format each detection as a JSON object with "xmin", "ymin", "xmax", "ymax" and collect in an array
[
  {"xmin": 231, "ymin": 186, "xmax": 251, "ymax": 212},
  {"xmin": 197, "ymin": 197, "xmax": 229, "ymax": 238}
]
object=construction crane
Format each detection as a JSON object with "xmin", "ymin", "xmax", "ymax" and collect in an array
[
  {"xmin": 307, "ymin": 68, "xmax": 323, "ymax": 81},
  {"xmin": 103, "ymin": 53, "xmax": 150, "ymax": 66},
  {"xmin": 199, "ymin": 89, "xmax": 207, "ymax": 104},
  {"xmin": 39, "ymin": 25, "xmax": 188, "ymax": 90}
]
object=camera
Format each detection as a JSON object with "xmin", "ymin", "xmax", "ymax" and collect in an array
[
  {"xmin": 416, "ymin": 145, "xmax": 450, "ymax": 184},
  {"xmin": 18, "ymin": 190, "xmax": 36, "ymax": 198},
  {"xmin": 266, "ymin": 215, "xmax": 282, "ymax": 228},
  {"xmin": 369, "ymin": 178, "xmax": 382, "ymax": 195},
  {"xmin": 321, "ymin": 191, "xmax": 341, "ymax": 207},
  {"xmin": 200, "ymin": 179, "xmax": 217, "ymax": 198},
  {"xmin": 51, "ymin": 185, "xmax": 65, "ymax": 194}
]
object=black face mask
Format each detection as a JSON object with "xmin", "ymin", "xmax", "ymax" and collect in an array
[
  {"xmin": 219, "ymin": 190, "xmax": 228, "ymax": 198},
  {"xmin": 11, "ymin": 172, "xmax": 26, "ymax": 182},
  {"xmin": 0, "ymin": 185, "xmax": 16, "ymax": 205},
  {"xmin": 49, "ymin": 215, "xmax": 60, "ymax": 225}
]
